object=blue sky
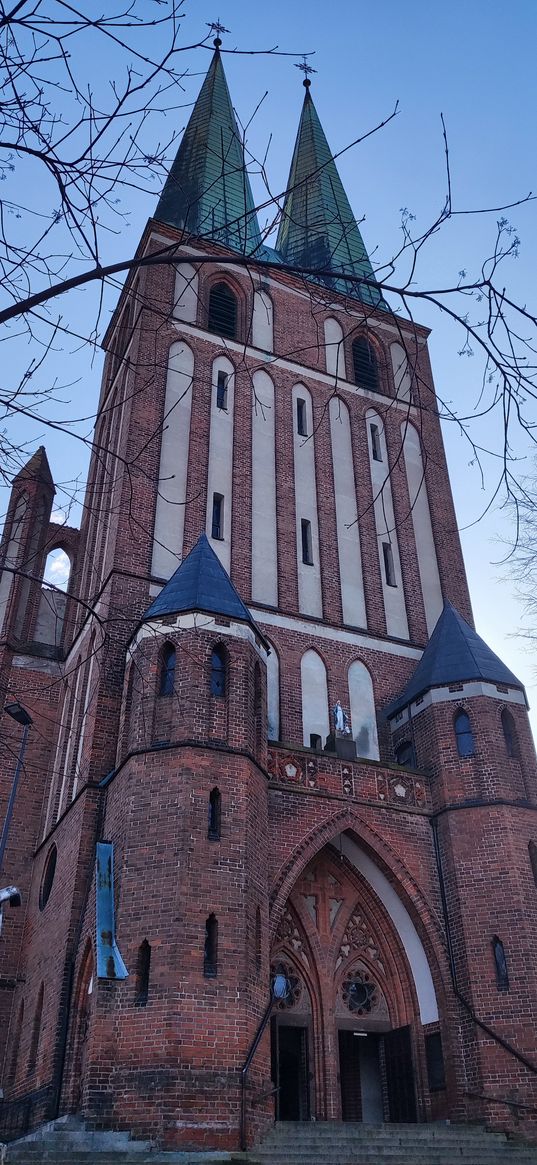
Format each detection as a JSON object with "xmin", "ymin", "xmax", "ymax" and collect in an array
[{"xmin": 2, "ymin": 1, "xmax": 537, "ymax": 727}]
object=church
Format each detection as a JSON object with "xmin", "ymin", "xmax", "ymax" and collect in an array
[{"xmin": 1, "ymin": 34, "xmax": 537, "ymax": 1158}]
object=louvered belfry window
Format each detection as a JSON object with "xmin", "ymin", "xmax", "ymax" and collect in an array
[
  {"xmin": 208, "ymin": 282, "xmax": 237, "ymax": 339},
  {"xmin": 352, "ymin": 336, "xmax": 379, "ymax": 393}
]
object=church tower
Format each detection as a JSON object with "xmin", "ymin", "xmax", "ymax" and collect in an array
[{"xmin": 1, "ymin": 37, "xmax": 537, "ymax": 1154}]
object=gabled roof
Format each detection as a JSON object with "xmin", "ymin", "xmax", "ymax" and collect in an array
[
  {"xmin": 276, "ymin": 87, "xmax": 385, "ymax": 306},
  {"xmin": 143, "ymin": 533, "xmax": 262, "ymax": 635},
  {"xmin": 14, "ymin": 445, "xmax": 53, "ymax": 488},
  {"xmin": 386, "ymin": 602, "xmax": 524, "ymax": 717},
  {"xmin": 154, "ymin": 48, "xmax": 262, "ymax": 254}
]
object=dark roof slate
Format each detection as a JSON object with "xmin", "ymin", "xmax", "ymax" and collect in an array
[
  {"xmin": 386, "ymin": 602, "xmax": 524, "ymax": 717},
  {"xmin": 143, "ymin": 533, "xmax": 258, "ymax": 629}
]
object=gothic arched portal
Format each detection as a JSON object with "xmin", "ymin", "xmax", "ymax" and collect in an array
[{"xmin": 270, "ymin": 844, "xmax": 438, "ymax": 1124}]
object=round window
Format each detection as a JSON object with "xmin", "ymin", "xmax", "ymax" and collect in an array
[{"xmin": 39, "ymin": 844, "xmax": 57, "ymax": 910}]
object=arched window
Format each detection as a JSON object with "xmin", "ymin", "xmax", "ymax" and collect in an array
[
  {"xmin": 352, "ymin": 337, "xmax": 379, "ymax": 393},
  {"xmin": 28, "ymin": 984, "xmax": 44, "ymax": 1077},
  {"xmin": 204, "ymin": 914, "xmax": 218, "ymax": 977},
  {"xmin": 501, "ymin": 708, "xmax": 518, "ymax": 758},
  {"xmin": 208, "ymin": 282, "xmax": 237, "ymax": 340},
  {"xmin": 454, "ymin": 710, "xmax": 475, "ymax": 758},
  {"xmin": 492, "ymin": 935, "xmax": 509, "ymax": 991},
  {"xmin": 39, "ymin": 844, "xmax": 57, "ymax": 910},
  {"xmin": 255, "ymin": 906, "xmax": 262, "ymax": 974},
  {"xmin": 208, "ymin": 787, "xmax": 221, "ymax": 840},
  {"xmin": 159, "ymin": 644, "xmax": 175, "ymax": 696},
  {"xmin": 135, "ymin": 940, "xmax": 151, "ymax": 1006},
  {"xmin": 210, "ymin": 645, "xmax": 226, "ymax": 697},
  {"xmin": 395, "ymin": 740, "xmax": 416, "ymax": 768}
]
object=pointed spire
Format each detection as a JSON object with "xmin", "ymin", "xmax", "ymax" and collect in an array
[
  {"xmin": 386, "ymin": 602, "xmax": 525, "ymax": 717},
  {"xmin": 14, "ymin": 445, "xmax": 53, "ymax": 489},
  {"xmin": 276, "ymin": 86, "xmax": 384, "ymax": 305},
  {"xmin": 143, "ymin": 533, "xmax": 264, "ymax": 639},
  {"xmin": 155, "ymin": 47, "xmax": 262, "ymax": 254}
]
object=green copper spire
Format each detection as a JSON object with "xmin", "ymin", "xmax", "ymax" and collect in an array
[
  {"xmin": 155, "ymin": 48, "xmax": 262, "ymax": 254},
  {"xmin": 276, "ymin": 85, "xmax": 384, "ymax": 305}
]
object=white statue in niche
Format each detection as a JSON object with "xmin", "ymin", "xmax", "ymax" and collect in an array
[{"xmin": 333, "ymin": 701, "xmax": 351, "ymax": 736}]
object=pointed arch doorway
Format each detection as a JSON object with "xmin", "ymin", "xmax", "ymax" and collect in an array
[{"xmin": 270, "ymin": 842, "xmax": 432, "ymax": 1123}]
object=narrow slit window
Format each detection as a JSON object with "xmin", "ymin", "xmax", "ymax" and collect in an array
[
  {"xmin": 210, "ymin": 646, "xmax": 226, "ymax": 698},
  {"xmin": 159, "ymin": 644, "xmax": 176, "ymax": 696},
  {"xmin": 382, "ymin": 542, "xmax": 397, "ymax": 587},
  {"xmin": 216, "ymin": 371, "xmax": 228, "ymax": 410},
  {"xmin": 395, "ymin": 740, "xmax": 415, "ymax": 768},
  {"xmin": 310, "ymin": 733, "xmax": 322, "ymax": 751},
  {"xmin": 211, "ymin": 493, "xmax": 224, "ymax": 541},
  {"xmin": 370, "ymin": 423, "xmax": 382, "ymax": 462},
  {"xmin": 135, "ymin": 940, "xmax": 151, "ymax": 1006},
  {"xmin": 301, "ymin": 519, "xmax": 313, "ymax": 565},
  {"xmin": 208, "ymin": 787, "xmax": 221, "ymax": 840},
  {"xmin": 454, "ymin": 710, "xmax": 475, "ymax": 758},
  {"xmin": 492, "ymin": 935, "xmax": 509, "ymax": 991},
  {"xmin": 296, "ymin": 398, "xmax": 307, "ymax": 436},
  {"xmin": 255, "ymin": 906, "xmax": 262, "ymax": 973},
  {"xmin": 204, "ymin": 913, "xmax": 218, "ymax": 978}
]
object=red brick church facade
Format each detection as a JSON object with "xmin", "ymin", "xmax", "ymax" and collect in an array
[{"xmin": 1, "ymin": 43, "xmax": 537, "ymax": 1152}]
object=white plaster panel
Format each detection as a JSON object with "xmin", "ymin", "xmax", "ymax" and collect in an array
[
  {"xmin": 252, "ymin": 290, "xmax": 274, "ymax": 351},
  {"xmin": 366, "ymin": 409, "xmax": 409, "ymax": 639},
  {"xmin": 34, "ymin": 587, "xmax": 67, "ymax": 647},
  {"xmin": 391, "ymin": 342, "xmax": 412, "ymax": 402},
  {"xmin": 340, "ymin": 833, "xmax": 439, "ymax": 1023},
  {"xmin": 250, "ymin": 608, "xmax": 422, "ymax": 659},
  {"xmin": 324, "ymin": 317, "xmax": 346, "ymax": 380},
  {"xmin": 266, "ymin": 641, "xmax": 280, "ymax": 741},
  {"xmin": 293, "ymin": 385, "xmax": 322, "ymax": 618},
  {"xmin": 173, "ymin": 263, "xmax": 198, "ymax": 324},
  {"xmin": 402, "ymin": 423, "xmax": 443, "ymax": 635},
  {"xmin": 301, "ymin": 649, "xmax": 330, "ymax": 748},
  {"xmin": 329, "ymin": 397, "xmax": 366, "ymax": 628},
  {"xmin": 348, "ymin": 660, "xmax": 379, "ymax": 760},
  {"xmin": 151, "ymin": 342, "xmax": 194, "ymax": 579},
  {"xmin": 252, "ymin": 370, "xmax": 278, "ymax": 605},
  {"xmin": 206, "ymin": 355, "xmax": 235, "ymax": 573}
]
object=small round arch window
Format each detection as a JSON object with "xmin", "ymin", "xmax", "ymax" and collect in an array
[{"xmin": 39, "ymin": 844, "xmax": 57, "ymax": 910}]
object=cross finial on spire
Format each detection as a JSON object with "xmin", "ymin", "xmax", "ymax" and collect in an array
[
  {"xmin": 207, "ymin": 18, "xmax": 230, "ymax": 48},
  {"xmin": 295, "ymin": 54, "xmax": 317, "ymax": 89}
]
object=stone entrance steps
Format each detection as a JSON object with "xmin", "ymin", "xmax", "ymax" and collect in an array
[
  {"xmin": 252, "ymin": 1121, "xmax": 537, "ymax": 1165},
  {"xmin": 3, "ymin": 1116, "xmax": 537, "ymax": 1165}
]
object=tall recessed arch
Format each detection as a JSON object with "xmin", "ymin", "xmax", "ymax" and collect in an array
[
  {"xmin": 173, "ymin": 262, "xmax": 198, "ymax": 324},
  {"xmin": 300, "ymin": 649, "xmax": 329, "ymax": 748},
  {"xmin": 251, "ymin": 369, "xmax": 277, "ymax": 605},
  {"xmin": 329, "ymin": 396, "xmax": 366, "ymax": 627},
  {"xmin": 324, "ymin": 318, "xmax": 346, "ymax": 380},
  {"xmin": 347, "ymin": 659, "xmax": 379, "ymax": 761},
  {"xmin": 206, "ymin": 355, "xmax": 235, "ymax": 572},
  {"xmin": 152, "ymin": 341, "xmax": 195, "ymax": 579},
  {"xmin": 252, "ymin": 289, "xmax": 273, "ymax": 351},
  {"xmin": 266, "ymin": 640, "xmax": 280, "ymax": 741},
  {"xmin": 293, "ymin": 385, "xmax": 322, "ymax": 618},
  {"xmin": 401, "ymin": 421, "xmax": 443, "ymax": 635},
  {"xmin": 366, "ymin": 408, "xmax": 408, "ymax": 639},
  {"xmin": 391, "ymin": 342, "xmax": 412, "ymax": 402}
]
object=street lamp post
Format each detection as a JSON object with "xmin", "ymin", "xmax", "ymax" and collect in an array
[{"xmin": 0, "ymin": 701, "xmax": 33, "ymax": 876}]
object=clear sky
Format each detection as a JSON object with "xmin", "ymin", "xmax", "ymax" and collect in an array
[{"xmin": 2, "ymin": 1, "xmax": 537, "ymax": 727}]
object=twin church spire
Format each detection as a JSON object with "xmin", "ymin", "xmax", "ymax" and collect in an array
[{"xmin": 155, "ymin": 45, "xmax": 380, "ymax": 301}]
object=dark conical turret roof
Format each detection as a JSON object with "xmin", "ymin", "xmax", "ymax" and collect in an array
[
  {"xmin": 14, "ymin": 445, "xmax": 53, "ymax": 488},
  {"xmin": 155, "ymin": 49, "xmax": 262, "ymax": 254},
  {"xmin": 276, "ymin": 87, "xmax": 385, "ymax": 306},
  {"xmin": 386, "ymin": 602, "xmax": 525, "ymax": 717},
  {"xmin": 143, "ymin": 533, "xmax": 265, "ymax": 639}
]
